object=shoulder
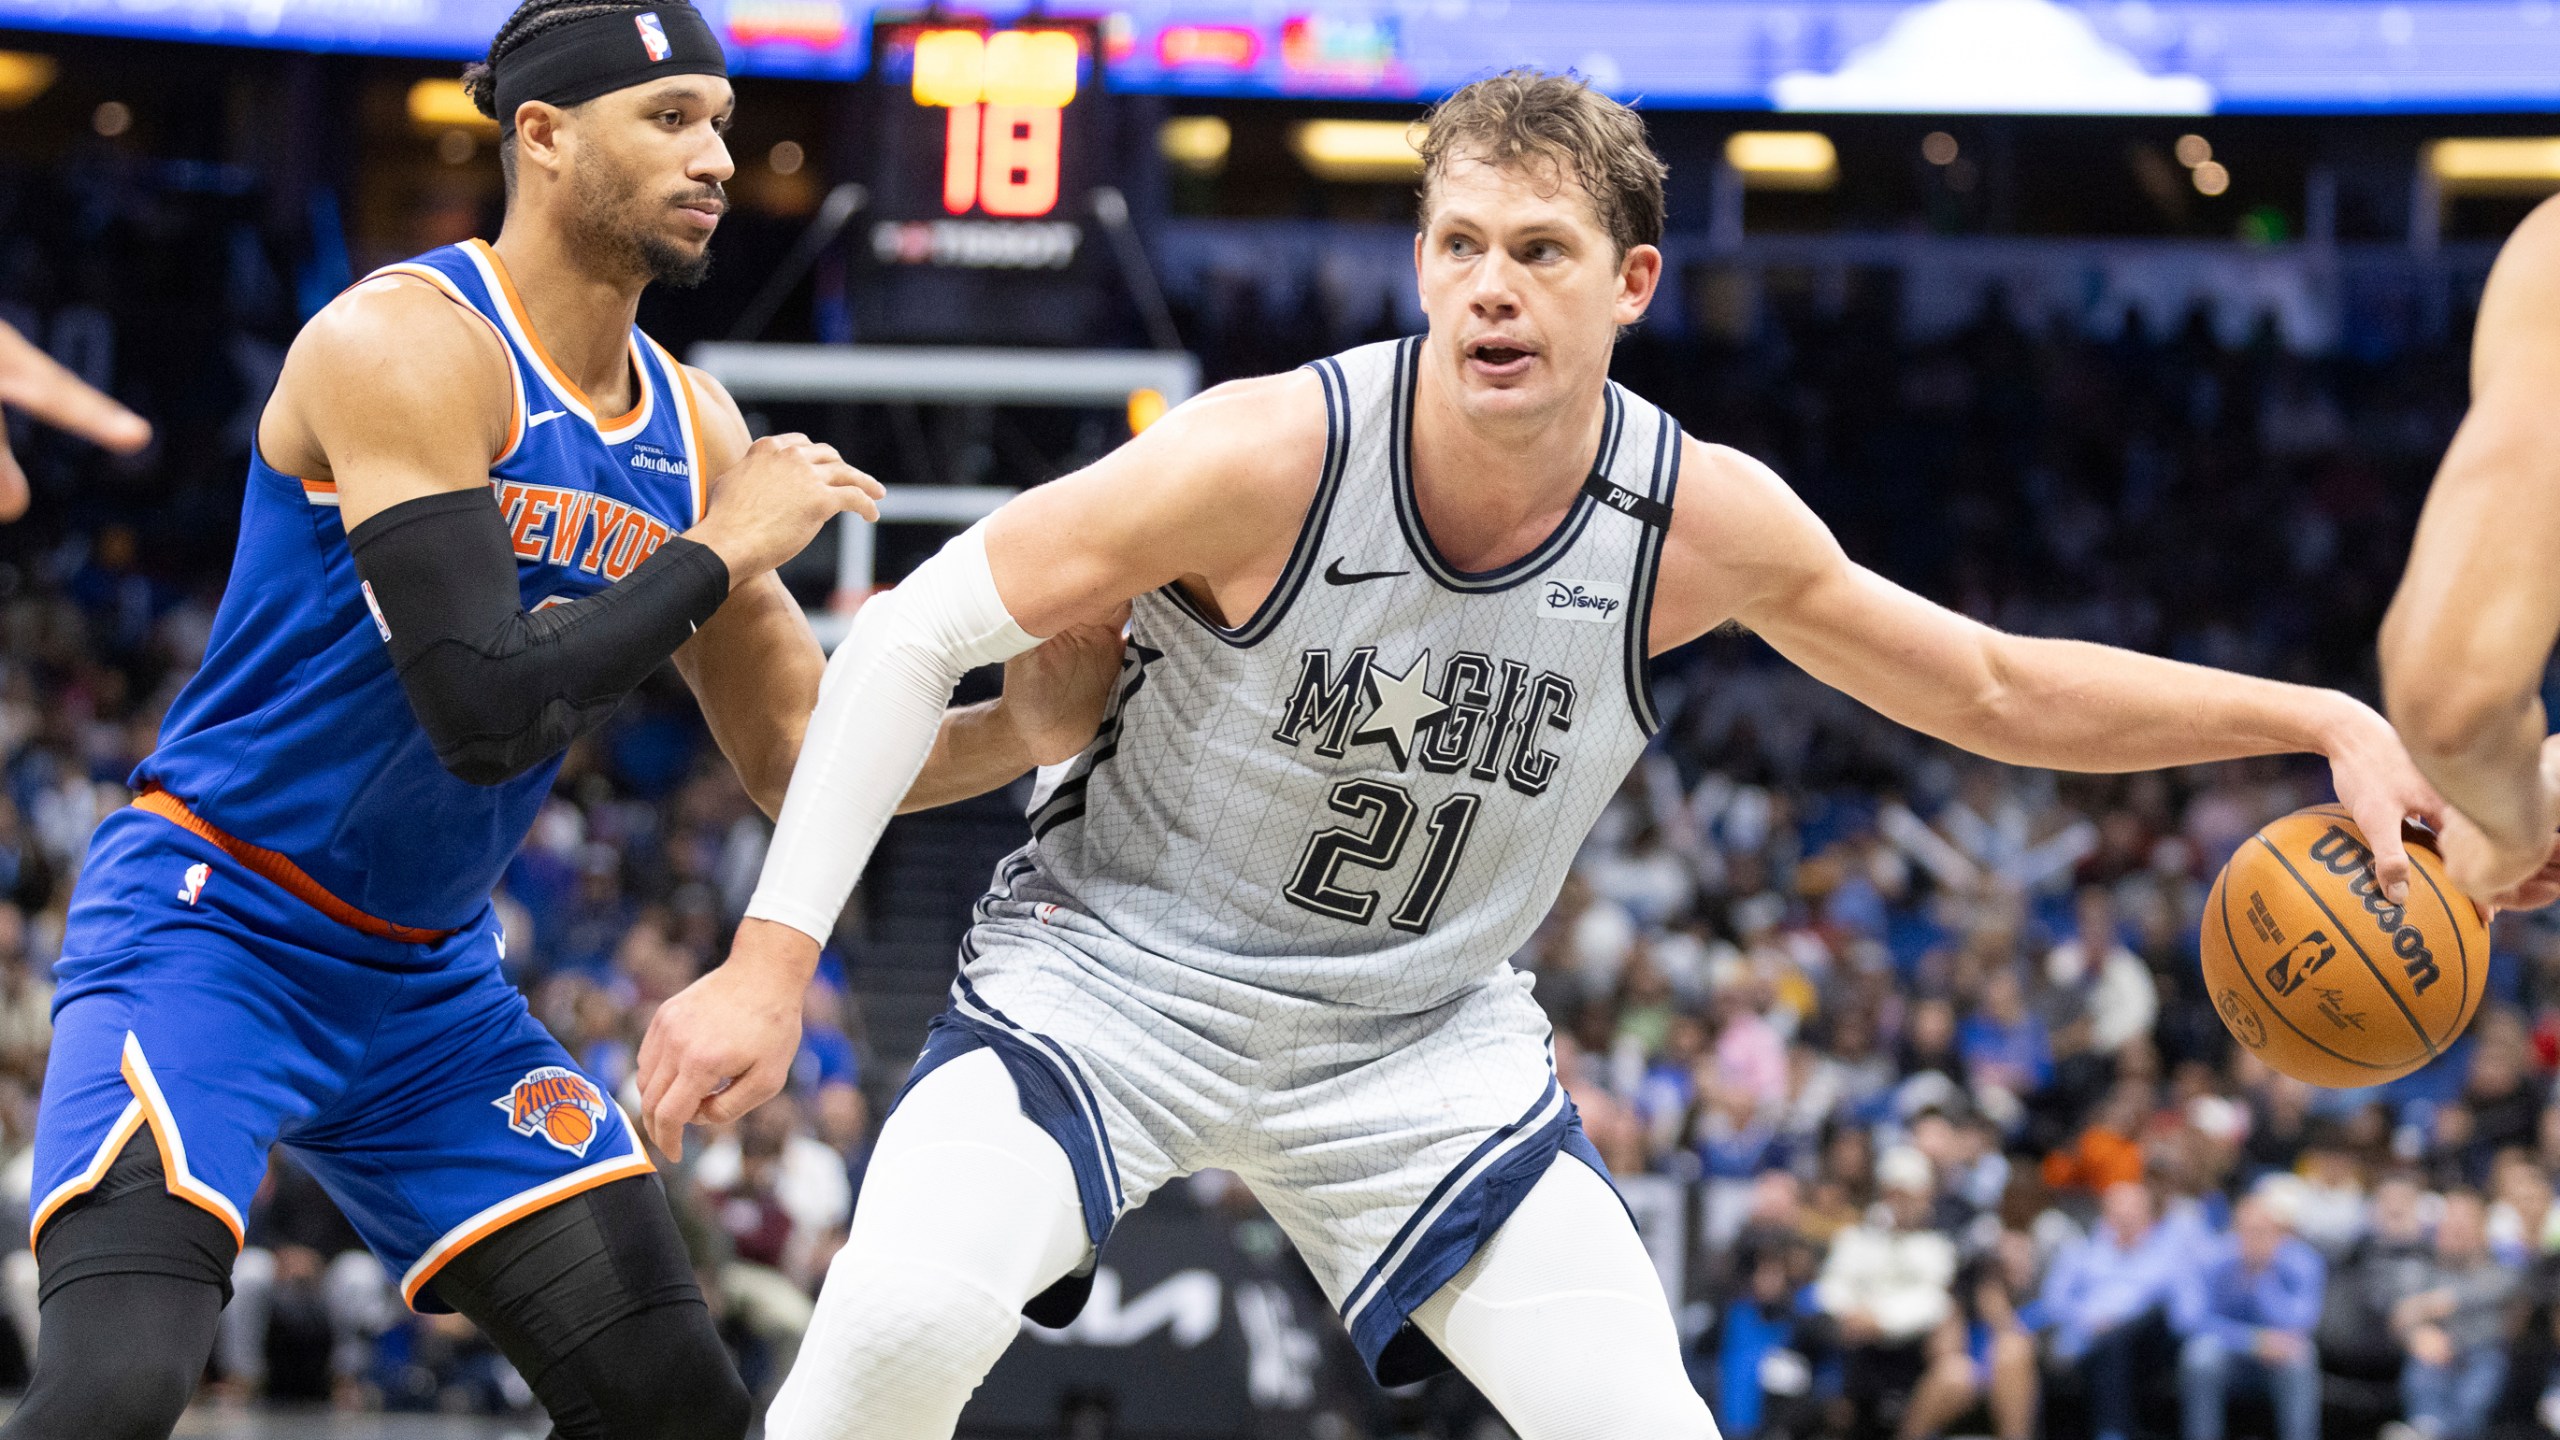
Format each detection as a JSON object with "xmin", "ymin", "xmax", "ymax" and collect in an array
[
  {"xmin": 294, "ymin": 272, "xmax": 510, "ymax": 385},
  {"xmin": 1646, "ymin": 436, "xmax": 1848, "ymax": 644},
  {"xmin": 1104, "ymin": 367, "xmax": 1330, "ymax": 525},
  {"xmin": 678, "ymin": 363, "xmax": 753, "ymax": 473},
  {"xmin": 269, "ymin": 272, "xmax": 512, "ymax": 465}
]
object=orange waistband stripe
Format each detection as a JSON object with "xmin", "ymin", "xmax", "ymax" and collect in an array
[{"xmin": 132, "ymin": 788, "xmax": 459, "ymax": 946}]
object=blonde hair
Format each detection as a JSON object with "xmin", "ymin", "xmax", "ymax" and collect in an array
[{"xmin": 1418, "ymin": 69, "xmax": 1668, "ymax": 255}]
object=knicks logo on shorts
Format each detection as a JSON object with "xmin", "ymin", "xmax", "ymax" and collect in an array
[{"xmin": 495, "ymin": 1066, "xmax": 609, "ymax": 1159}]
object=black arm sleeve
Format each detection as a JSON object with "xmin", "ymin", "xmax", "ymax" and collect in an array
[{"xmin": 349, "ymin": 488, "xmax": 729, "ymax": 786}]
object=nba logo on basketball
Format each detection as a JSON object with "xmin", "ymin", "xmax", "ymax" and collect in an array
[
  {"xmin": 496, "ymin": 1066, "xmax": 609, "ymax": 1158},
  {"xmin": 634, "ymin": 12, "xmax": 672, "ymax": 61}
]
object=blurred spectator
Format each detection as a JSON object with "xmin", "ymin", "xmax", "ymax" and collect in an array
[
  {"xmin": 1959, "ymin": 968, "xmax": 2052, "ymax": 1108},
  {"xmin": 2039, "ymin": 1181, "xmax": 2186, "ymax": 1440},
  {"xmin": 217, "ymin": 1151, "xmax": 394, "ymax": 1407},
  {"xmin": 1710, "ymin": 1233, "xmax": 1825, "ymax": 1440},
  {"xmin": 2384, "ymin": 1190, "xmax": 2516, "ymax": 1440},
  {"xmin": 1898, "ymin": 1254, "xmax": 2037, "ymax": 1440},
  {"xmin": 2322, "ymin": 1171, "xmax": 2438, "ymax": 1384},
  {"xmin": 2173, "ymin": 1191, "xmax": 2324, "ymax": 1440},
  {"xmin": 705, "ymin": 1122, "xmax": 814, "ymax": 1398},
  {"xmin": 1815, "ymin": 1146, "xmax": 1958, "ymax": 1438},
  {"xmin": 2045, "ymin": 887, "xmax": 2157, "ymax": 1057}
]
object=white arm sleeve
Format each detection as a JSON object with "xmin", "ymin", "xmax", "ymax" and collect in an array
[{"xmin": 744, "ymin": 523, "xmax": 1039, "ymax": 943}]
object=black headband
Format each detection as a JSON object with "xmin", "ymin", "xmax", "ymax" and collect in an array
[{"xmin": 493, "ymin": 6, "xmax": 728, "ymax": 136}]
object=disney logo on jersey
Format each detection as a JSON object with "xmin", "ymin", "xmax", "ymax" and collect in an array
[
  {"xmin": 1272, "ymin": 646, "xmax": 1575, "ymax": 797},
  {"xmin": 1539, "ymin": 578, "xmax": 1625, "ymax": 623},
  {"xmin": 495, "ymin": 1066, "xmax": 609, "ymax": 1158},
  {"xmin": 496, "ymin": 481, "xmax": 674, "ymax": 582}
]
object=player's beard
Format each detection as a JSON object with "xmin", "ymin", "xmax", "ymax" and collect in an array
[{"xmin": 567, "ymin": 155, "xmax": 720, "ymax": 290}]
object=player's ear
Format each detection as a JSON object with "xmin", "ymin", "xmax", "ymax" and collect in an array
[
  {"xmin": 1614, "ymin": 243, "xmax": 1663, "ymax": 327},
  {"xmin": 512, "ymin": 102, "xmax": 569, "ymax": 183}
]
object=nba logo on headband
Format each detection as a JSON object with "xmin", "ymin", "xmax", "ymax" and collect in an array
[{"xmin": 634, "ymin": 11, "xmax": 673, "ymax": 62}]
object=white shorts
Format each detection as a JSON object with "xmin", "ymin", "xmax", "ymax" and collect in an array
[{"xmin": 898, "ymin": 906, "xmax": 1613, "ymax": 1384}]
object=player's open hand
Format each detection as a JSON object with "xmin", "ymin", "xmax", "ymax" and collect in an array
[
  {"xmin": 635, "ymin": 918, "xmax": 815, "ymax": 1158},
  {"xmin": 2323, "ymin": 697, "xmax": 2449, "ymax": 906},
  {"xmin": 0, "ymin": 316, "xmax": 151, "ymax": 520},
  {"xmin": 1000, "ymin": 602, "xmax": 1131, "ymax": 766},
  {"xmin": 688, "ymin": 432, "xmax": 884, "ymax": 585}
]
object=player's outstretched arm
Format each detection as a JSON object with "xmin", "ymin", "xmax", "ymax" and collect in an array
[
  {"xmin": 637, "ymin": 373, "xmax": 1325, "ymax": 1154},
  {"xmin": 276, "ymin": 278, "xmax": 878, "ymax": 787},
  {"xmin": 671, "ymin": 367, "xmax": 1127, "ymax": 817},
  {"xmin": 2380, "ymin": 197, "xmax": 2560, "ymax": 906},
  {"xmin": 1654, "ymin": 438, "xmax": 2444, "ymax": 902},
  {"xmin": 0, "ymin": 315, "xmax": 151, "ymax": 520}
]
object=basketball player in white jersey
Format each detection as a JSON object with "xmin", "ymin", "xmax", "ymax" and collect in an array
[
  {"xmin": 2379, "ymin": 195, "xmax": 2560, "ymax": 912},
  {"xmin": 640, "ymin": 71, "xmax": 2444, "ymax": 1438}
]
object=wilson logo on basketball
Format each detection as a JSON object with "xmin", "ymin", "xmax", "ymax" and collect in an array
[
  {"xmin": 495, "ymin": 1067, "xmax": 608, "ymax": 1158},
  {"xmin": 2307, "ymin": 826, "xmax": 2442, "ymax": 996}
]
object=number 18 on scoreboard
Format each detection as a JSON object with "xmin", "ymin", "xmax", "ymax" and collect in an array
[{"xmin": 912, "ymin": 27, "xmax": 1077, "ymax": 217}]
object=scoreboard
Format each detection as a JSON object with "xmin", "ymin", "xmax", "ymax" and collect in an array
[{"xmin": 853, "ymin": 16, "xmax": 1112, "ymax": 344}]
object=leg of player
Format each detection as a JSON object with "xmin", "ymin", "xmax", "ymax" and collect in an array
[
  {"xmin": 764, "ymin": 1048, "xmax": 1091, "ymax": 1440},
  {"xmin": 1411, "ymin": 1154, "xmax": 1722, "ymax": 1440},
  {"xmin": 0, "ymin": 1133, "xmax": 233, "ymax": 1440},
  {"xmin": 423, "ymin": 1174, "xmax": 751, "ymax": 1440}
]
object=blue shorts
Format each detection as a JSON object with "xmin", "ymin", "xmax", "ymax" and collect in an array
[{"xmin": 32, "ymin": 807, "xmax": 651, "ymax": 1311}]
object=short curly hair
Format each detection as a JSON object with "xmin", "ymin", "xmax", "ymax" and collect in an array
[{"xmin": 1417, "ymin": 69, "xmax": 1668, "ymax": 256}]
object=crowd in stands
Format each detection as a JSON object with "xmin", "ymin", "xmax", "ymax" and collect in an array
[{"xmin": 7, "ymin": 149, "xmax": 2560, "ymax": 1437}]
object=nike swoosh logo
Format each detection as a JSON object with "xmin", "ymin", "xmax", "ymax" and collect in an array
[
  {"xmin": 527, "ymin": 409, "xmax": 569, "ymax": 428},
  {"xmin": 1324, "ymin": 559, "xmax": 1409, "ymax": 586}
]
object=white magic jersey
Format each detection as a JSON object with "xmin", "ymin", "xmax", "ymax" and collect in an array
[{"xmin": 983, "ymin": 337, "xmax": 1684, "ymax": 1015}]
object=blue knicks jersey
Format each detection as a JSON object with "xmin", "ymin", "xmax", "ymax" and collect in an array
[{"xmin": 135, "ymin": 239, "xmax": 708, "ymax": 935}]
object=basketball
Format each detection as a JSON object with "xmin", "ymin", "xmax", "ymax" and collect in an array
[
  {"xmin": 542, "ymin": 1106, "xmax": 596, "ymax": 1150},
  {"xmin": 2201, "ymin": 805, "xmax": 2488, "ymax": 1088}
]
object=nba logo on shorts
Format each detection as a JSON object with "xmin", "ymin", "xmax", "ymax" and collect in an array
[
  {"xmin": 496, "ymin": 1066, "xmax": 609, "ymax": 1159},
  {"xmin": 176, "ymin": 862, "xmax": 209, "ymax": 906},
  {"xmin": 634, "ymin": 12, "xmax": 672, "ymax": 62}
]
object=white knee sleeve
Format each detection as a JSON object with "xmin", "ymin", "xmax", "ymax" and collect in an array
[
  {"xmin": 765, "ymin": 1048, "xmax": 1090, "ymax": 1440},
  {"xmin": 1414, "ymin": 1156, "xmax": 1721, "ymax": 1440}
]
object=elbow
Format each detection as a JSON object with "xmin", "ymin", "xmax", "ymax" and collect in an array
[
  {"xmin": 1958, "ymin": 639, "xmax": 2033, "ymax": 761},
  {"xmin": 2384, "ymin": 669, "xmax": 2526, "ymax": 768},
  {"xmin": 746, "ymin": 772, "xmax": 791, "ymax": 822},
  {"xmin": 2379, "ymin": 600, "xmax": 2531, "ymax": 765},
  {"xmin": 434, "ymin": 744, "xmax": 536, "ymax": 788}
]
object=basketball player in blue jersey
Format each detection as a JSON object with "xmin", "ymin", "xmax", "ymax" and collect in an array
[
  {"xmin": 646, "ymin": 73, "xmax": 2448, "ymax": 1440},
  {"xmin": 2, "ymin": 4, "xmax": 1122, "ymax": 1437}
]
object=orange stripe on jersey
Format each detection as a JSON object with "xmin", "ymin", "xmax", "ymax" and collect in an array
[
  {"xmin": 121, "ymin": 1038, "xmax": 245, "ymax": 1247},
  {"xmin": 465, "ymin": 240, "xmax": 647, "ymax": 433},
  {"xmin": 300, "ymin": 478, "xmax": 342, "ymax": 508},
  {"xmin": 651, "ymin": 337, "xmax": 711, "ymax": 523},
  {"xmin": 28, "ymin": 1102, "xmax": 144, "ymax": 1246},
  {"xmin": 132, "ymin": 788, "xmax": 459, "ymax": 946},
  {"xmin": 354, "ymin": 263, "xmax": 526, "ymax": 466},
  {"xmin": 30, "ymin": 1039, "xmax": 247, "ymax": 1249}
]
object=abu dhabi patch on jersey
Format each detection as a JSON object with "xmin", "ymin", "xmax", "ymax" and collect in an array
[{"xmin": 496, "ymin": 1066, "xmax": 608, "ymax": 1158}]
